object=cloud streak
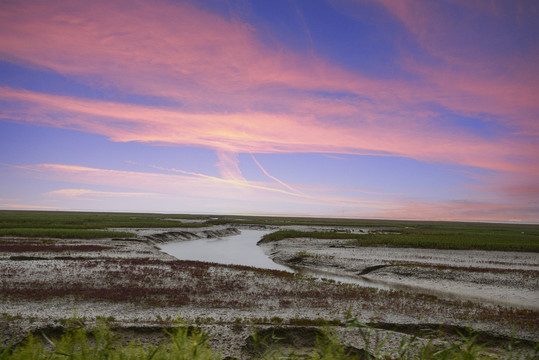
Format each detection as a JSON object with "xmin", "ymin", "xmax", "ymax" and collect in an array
[
  {"xmin": 4, "ymin": 161, "xmax": 535, "ymax": 222},
  {"xmin": 44, "ymin": 189, "xmax": 160, "ymax": 199},
  {"xmin": 250, "ymin": 154, "xmax": 302, "ymax": 194},
  {"xmin": 0, "ymin": 0, "xmax": 536, "ymax": 153},
  {"xmin": 0, "ymin": 86, "xmax": 533, "ymax": 177},
  {"xmin": 379, "ymin": 199, "xmax": 539, "ymax": 224},
  {"xmin": 215, "ymin": 151, "xmax": 246, "ymax": 182},
  {"xmin": 5, "ymin": 162, "xmax": 394, "ymax": 209}
]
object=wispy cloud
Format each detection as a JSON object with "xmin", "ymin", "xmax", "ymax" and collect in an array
[
  {"xmin": 8, "ymin": 162, "xmax": 392, "ymax": 209},
  {"xmin": 215, "ymin": 151, "xmax": 246, "ymax": 182},
  {"xmin": 2, "ymin": 161, "xmax": 535, "ymax": 221},
  {"xmin": 250, "ymin": 154, "xmax": 302, "ymax": 194},
  {"xmin": 0, "ymin": 203, "xmax": 62, "ymax": 210},
  {"xmin": 150, "ymin": 164, "xmax": 302, "ymax": 198},
  {"xmin": 322, "ymin": 154, "xmax": 347, "ymax": 160},
  {"xmin": 374, "ymin": 0, "xmax": 539, "ymax": 133},
  {"xmin": 379, "ymin": 199, "xmax": 539, "ymax": 223},
  {"xmin": 44, "ymin": 188, "xmax": 160, "ymax": 199},
  {"xmin": 0, "ymin": 0, "xmax": 536, "ymax": 164},
  {"xmin": 0, "ymin": 86, "xmax": 532, "ymax": 177}
]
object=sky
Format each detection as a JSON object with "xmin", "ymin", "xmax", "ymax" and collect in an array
[{"xmin": 0, "ymin": 0, "xmax": 538, "ymax": 222}]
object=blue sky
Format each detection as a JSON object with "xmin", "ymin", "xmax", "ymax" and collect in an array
[{"xmin": 0, "ymin": 0, "xmax": 537, "ymax": 222}]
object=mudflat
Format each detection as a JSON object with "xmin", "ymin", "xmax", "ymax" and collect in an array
[
  {"xmin": 1, "ymin": 224, "xmax": 538, "ymax": 358},
  {"xmin": 259, "ymin": 233, "xmax": 539, "ymax": 310}
]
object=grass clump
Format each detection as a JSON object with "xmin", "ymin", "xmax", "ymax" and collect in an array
[
  {"xmin": 2, "ymin": 321, "xmax": 217, "ymax": 360},
  {"xmin": 335, "ymin": 319, "xmax": 538, "ymax": 360},
  {"xmin": 2, "ymin": 320, "xmax": 537, "ymax": 359}
]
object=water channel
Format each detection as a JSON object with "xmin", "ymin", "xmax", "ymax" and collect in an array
[
  {"xmin": 158, "ymin": 229, "xmax": 390, "ymax": 290},
  {"xmin": 159, "ymin": 229, "xmax": 288, "ymax": 271},
  {"xmin": 159, "ymin": 229, "xmax": 538, "ymax": 309}
]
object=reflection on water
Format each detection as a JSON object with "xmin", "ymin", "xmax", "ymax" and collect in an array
[
  {"xmin": 159, "ymin": 229, "xmax": 390, "ymax": 290},
  {"xmin": 159, "ymin": 229, "xmax": 289, "ymax": 271}
]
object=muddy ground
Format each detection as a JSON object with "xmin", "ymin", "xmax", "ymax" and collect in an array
[
  {"xmin": 259, "ymin": 234, "xmax": 539, "ymax": 311},
  {"xmin": 1, "ymin": 225, "xmax": 538, "ymax": 358}
]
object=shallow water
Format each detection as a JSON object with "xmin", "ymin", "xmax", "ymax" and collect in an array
[
  {"xmin": 158, "ymin": 229, "xmax": 390, "ymax": 290},
  {"xmin": 159, "ymin": 230, "xmax": 288, "ymax": 271}
]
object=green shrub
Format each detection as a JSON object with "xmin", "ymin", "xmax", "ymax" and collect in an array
[{"xmin": 2, "ymin": 321, "xmax": 218, "ymax": 360}]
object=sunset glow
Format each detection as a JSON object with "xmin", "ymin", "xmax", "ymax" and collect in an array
[{"xmin": 1, "ymin": 0, "xmax": 538, "ymax": 222}]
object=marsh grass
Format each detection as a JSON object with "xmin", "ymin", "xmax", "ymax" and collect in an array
[
  {"xmin": 2, "ymin": 320, "xmax": 537, "ymax": 359},
  {"xmin": 0, "ymin": 211, "xmax": 210, "ymax": 229},
  {"xmin": 206, "ymin": 215, "xmax": 413, "ymax": 227},
  {"xmin": 1, "ymin": 320, "xmax": 216, "ymax": 360},
  {"xmin": 0, "ymin": 228, "xmax": 135, "ymax": 239},
  {"xmin": 357, "ymin": 225, "xmax": 539, "ymax": 251},
  {"xmin": 260, "ymin": 222, "xmax": 539, "ymax": 252},
  {"xmin": 349, "ymin": 318, "xmax": 539, "ymax": 360},
  {"xmin": 0, "ymin": 211, "xmax": 209, "ymax": 239},
  {"xmin": 3, "ymin": 210, "xmax": 538, "ymax": 247}
]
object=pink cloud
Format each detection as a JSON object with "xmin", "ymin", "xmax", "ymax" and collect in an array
[
  {"xmin": 379, "ymin": 199, "xmax": 538, "ymax": 223},
  {"xmin": 0, "ymin": 0, "xmax": 535, "ymax": 166},
  {"xmin": 7, "ymin": 162, "xmax": 393, "ymax": 210},
  {"xmin": 12, "ymin": 163, "xmax": 306, "ymax": 202},
  {"xmin": 464, "ymin": 172, "xmax": 539, "ymax": 205},
  {"xmin": 375, "ymin": 0, "xmax": 539, "ymax": 134},
  {"xmin": 1, "ymin": 0, "xmax": 535, "ymax": 137},
  {"xmin": 1, "ymin": 86, "xmax": 533, "ymax": 177},
  {"xmin": 3, "ymin": 162, "xmax": 535, "ymax": 221},
  {"xmin": 0, "ymin": 203, "xmax": 62, "ymax": 210},
  {"xmin": 215, "ymin": 151, "xmax": 246, "ymax": 182},
  {"xmin": 44, "ymin": 188, "xmax": 160, "ymax": 199},
  {"xmin": 0, "ymin": 0, "xmax": 371, "ymax": 103}
]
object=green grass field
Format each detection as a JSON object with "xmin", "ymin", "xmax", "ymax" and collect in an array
[
  {"xmin": 260, "ymin": 222, "xmax": 539, "ymax": 252},
  {"xmin": 1, "ymin": 210, "xmax": 538, "ymax": 250},
  {"xmin": 0, "ymin": 211, "xmax": 209, "ymax": 238},
  {"xmin": 206, "ymin": 214, "xmax": 420, "ymax": 227}
]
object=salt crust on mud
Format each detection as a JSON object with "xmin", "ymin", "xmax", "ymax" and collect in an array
[
  {"xmin": 259, "ymin": 234, "xmax": 539, "ymax": 310},
  {"xmin": 1, "ymin": 225, "xmax": 538, "ymax": 358}
]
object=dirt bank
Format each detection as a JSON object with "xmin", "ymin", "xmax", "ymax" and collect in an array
[{"xmin": 108, "ymin": 225, "xmax": 241, "ymax": 243}]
